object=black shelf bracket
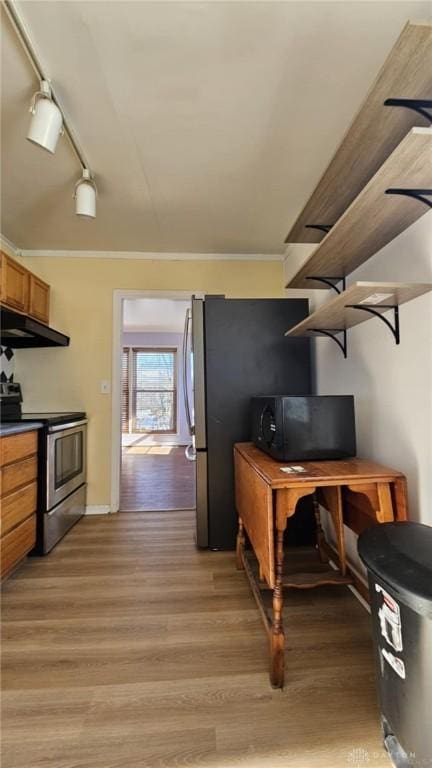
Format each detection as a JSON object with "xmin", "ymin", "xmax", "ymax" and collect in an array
[
  {"xmin": 383, "ymin": 98, "xmax": 432, "ymax": 124},
  {"xmin": 305, "ymin": 276, "xmax": 346, "ymax": 294},
  {"xmin": 346, "ymin": 304, "xmax": 400, "ymax": 345},
  {"xmin": 385, "ymin": 188, "xmax": 432, "ymax": 209},
  {"xmin": 305, "ymin": 224, "xmax": 333, "ymax": 235},
  {"xmin": 309, "ymin": 328, "xmax": 347, "ymax": 358}
]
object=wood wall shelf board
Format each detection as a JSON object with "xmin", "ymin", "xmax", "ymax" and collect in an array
[
  {"xmin": 285, "ymin": 281, "xmax": 432, "ymax": 337},
  {"xmin": 286, "ymin": 127, "xmax": 432, "ymax": 289},
  {"xmin": 285, "ymin": 22, "xmax": 432, "ymax": 244}
]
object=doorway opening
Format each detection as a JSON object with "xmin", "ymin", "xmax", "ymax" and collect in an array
[{"xmin": 118, "ymin": 296, "xmax": 196, "ymax": 512}]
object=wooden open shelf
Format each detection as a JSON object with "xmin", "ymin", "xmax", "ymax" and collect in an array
[
  {"xmin": 285, "ymin": 127, "xmax": 432, "ymax": 289},
  {"xmin": 285, "ymin": 22, "xmax": 432, "ymax": 244},
  {"xmin": 285, "ymin": 282, "xmax": 432, "ymax": 338}
]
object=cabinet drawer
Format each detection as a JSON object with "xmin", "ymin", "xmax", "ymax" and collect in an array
[
  {"xmin": 1, "ymin": 514, "xmax": 36, "ymax": 579},
  {"xmin": 0, "ymin": 481, "xmax": 37, "ymax": 537},
  {"xmin": 0, "ymin": 455, "xmax": 37, "ymax": 497},
  {"xmin": 0, "ymin": 431, "xmax": 38, "ymax": 467},
  {"xmin": 0, "ymin": 252, "xmax": 29, "ymax": 314},
  {"xmin": 29, "ymin": 274, "xmax": 50, "ymax": 324}
]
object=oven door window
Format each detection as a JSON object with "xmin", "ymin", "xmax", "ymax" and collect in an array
[{"xmin": 54, "ymin": 431, "xmax": 84, "ymax": 489}]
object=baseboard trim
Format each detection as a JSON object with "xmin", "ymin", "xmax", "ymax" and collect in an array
[{"xmin": 85, "ymin": 505, "xmax": 111, "ymax": 515}]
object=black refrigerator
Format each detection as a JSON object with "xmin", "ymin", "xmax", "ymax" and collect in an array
[{"xmin": 182, "ymin": 296, "xmax": 312, "ymax": 550}]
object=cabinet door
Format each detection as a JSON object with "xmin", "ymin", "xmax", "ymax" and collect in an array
[
  {"xmin": 0, "ymin": 515, "xmax": 36, "ymax": 579},
  {"xmin": 0, "ymin": 431, "xmax": 38, "ymax": 467},
  {"xmin": 0, "ymin": 252, "xmax": 29, "ymax": 313},
  {"xmin": 29, "ymin": 273, "xmax": 50, "ymax": 324},
  {"xmin": 0, "ymin": 481, "xmax": 37, "ymax": 537}
]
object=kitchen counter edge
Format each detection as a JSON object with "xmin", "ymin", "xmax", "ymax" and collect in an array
[{"xmin": 0, "ymin": 422, "xmax": 44, "ymax": 437}]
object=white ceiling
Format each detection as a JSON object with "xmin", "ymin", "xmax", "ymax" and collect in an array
[
  {"xmin": 1, "ymin": 1, "xmax": 430, "ymax": 254},
  {"xmin": 123, "ymin": 298, "xmax": 190, "ymax": 333}
]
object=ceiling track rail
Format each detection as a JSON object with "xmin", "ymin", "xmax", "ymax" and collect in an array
[{"xmin": 3, "ymin": 0, "xmax": 86, "ymax": 170}]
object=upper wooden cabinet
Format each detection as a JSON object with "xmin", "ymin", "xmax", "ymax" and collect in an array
[
  {"xmin": 0, "ymin": 251, "xmax": 50, "ymax": 325},
  {"xmin": 29, "ymin": 273, "xmax": 50, "ymax": 325},
  {"xmin": 0, "ymin": 252, "xmax": 29, "ymax": 314}
]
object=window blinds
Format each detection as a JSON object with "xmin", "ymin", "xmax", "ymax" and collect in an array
[
  {"xmin": 121, "ymin": 348, "xmax": 129, "ymax": 433},
  {"xmin": 122, "ymin": 347, "xmax": 177, "ymax": 434}
]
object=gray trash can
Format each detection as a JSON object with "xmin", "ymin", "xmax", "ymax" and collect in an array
[{"xmin": 358, "ymin": 522, "xmax": 432, "ymax": 768}]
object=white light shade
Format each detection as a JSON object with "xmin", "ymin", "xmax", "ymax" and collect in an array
[
  {"xmin": 75, "ymin": 172, "xmax": 96, "ymax": 219},
  {"xmin": 27, "ymin": 96, "xmax": 63, "ymax": 154}
]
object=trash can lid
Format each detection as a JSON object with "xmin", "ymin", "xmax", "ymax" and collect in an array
[{"xmin": 358, "ymin": 522, "xmax": 432, "ymax": 618}]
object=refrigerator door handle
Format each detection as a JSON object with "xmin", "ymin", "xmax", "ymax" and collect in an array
[
  {"xmin": 185, "ymin": 443, "xmax": 196, "ymax": 462},
  {"xmin": 182, "ymin": 308, "xmax": 193, "ymax": 436},
  {"xmin": 191, "ymin": 298, "xmax": 207, "ymax": 451}
]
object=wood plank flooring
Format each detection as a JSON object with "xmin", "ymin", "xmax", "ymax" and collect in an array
[
  {"xmin": 120, "ymin": 446, "xmax": 195, "ymax": 511},
  {"xmin": 1, "ymin": 510, "xmax": 391, "ymax": 768}
]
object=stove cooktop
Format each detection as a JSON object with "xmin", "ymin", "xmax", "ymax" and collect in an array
[{"xmin": 12, "ymin": 412, "xmax": 86, "ymax": 426}]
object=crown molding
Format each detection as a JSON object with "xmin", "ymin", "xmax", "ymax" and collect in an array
[
  {"xmin": 20, "ymin": 249, "xmax": 284, "ymax": 262},
  {"xmin": 0, "ymin": 233, "xmax": 21, "ymax": 257}
]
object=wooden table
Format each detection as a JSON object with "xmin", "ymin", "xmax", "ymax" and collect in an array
[{"xmin": 234, "ymin": 442, "xmax": 408, "ymax": 688}]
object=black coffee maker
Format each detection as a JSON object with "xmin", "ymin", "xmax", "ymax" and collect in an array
[{"xmin": 0, "ymin": 382, "xmax": 22, "ymax": 420}]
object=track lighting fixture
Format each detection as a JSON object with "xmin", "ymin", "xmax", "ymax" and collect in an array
[
  {"xmin": 27, "ymin": 80, "xmax": 63, "ymax": 154},
  {"xmin": 5, "ymin": 2, "xmax": 98, "ymax": 219},
  {"xmin": 74, "ymin": 169, "xmax": 97, "ymax": 219}
]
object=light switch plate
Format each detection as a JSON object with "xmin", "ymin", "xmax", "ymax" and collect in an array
[{"xmin": 100, "ymin": 380, "xmax": 111, "ymax": 394}]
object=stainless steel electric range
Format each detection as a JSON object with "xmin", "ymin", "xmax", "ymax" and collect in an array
[
  {"xmin": 23, "ymin": 412, "xmax": 87, "ymax": 554},
  {"xmin": 2, "ymin": 391, "xmax": 87, "ymax": 553}
]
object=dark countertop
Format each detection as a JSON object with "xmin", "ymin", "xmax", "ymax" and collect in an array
[{"xmin": 0, "ymin": 422, "xmax": 44, "ymax": 437}]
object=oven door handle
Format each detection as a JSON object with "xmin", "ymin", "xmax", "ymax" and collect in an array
[{"xmin": 48, "ymin": 420, "xmax": 88, "ymax": 433}]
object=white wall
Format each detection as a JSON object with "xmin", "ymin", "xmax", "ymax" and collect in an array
[
  {"xmin": 122, "ymin": 331, "xmax": 190, "ymax": 446},
  {"xmin": 313, "ymin": 212, "xmax": 432, "ymax": 570}
]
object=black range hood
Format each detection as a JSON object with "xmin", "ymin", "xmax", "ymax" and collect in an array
[{"xmin": 0, "ymin": 308, "xmax": 70, "ymax": 348}]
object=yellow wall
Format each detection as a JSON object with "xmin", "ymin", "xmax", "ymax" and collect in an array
[{"xmin": 13, "ymin": 255, "xmax": 283, "ymax": 507}]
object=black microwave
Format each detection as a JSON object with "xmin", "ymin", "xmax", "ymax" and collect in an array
[{"xmin": 251, "ymin": 395, "xmax": 356, "ymax": 462}]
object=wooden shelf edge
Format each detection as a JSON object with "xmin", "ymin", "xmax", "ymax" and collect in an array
[
  {"xmin": 284, "ymin": 21, "xmax": 432, "ymax": 244},
  {"xmin": 285, "ymin": 281, "xmax": 432, "ymax": 337},
  {"xmin": 286, "ymin": 127, "xmax": 432, "ymax": 289}
]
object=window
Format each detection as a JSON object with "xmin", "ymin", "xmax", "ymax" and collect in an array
[{"xmin": 122, "ymin": 347, "xmax": 177, "ymax": 434}]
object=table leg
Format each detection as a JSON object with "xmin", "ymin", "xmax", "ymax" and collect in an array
[
  {"xmin": 269, "ymin": 485, "xmax": 316, "ymax": 689},
  {"xmin": 392, "ymin": 477, "xmax": 409, "ymax": 521},
  {"xmin": 312, "ymin": 493, "xmax": 329, "ymax": 564},
  {"xmin": 236, "ymin": 516, "xmax": 245, "ymax": 571},
  {"xmin": 270, "ymin": 526, "xmax": 285, "ymax": 688},
  {"xmin": 319, "ymin": 486, "xmax": 346, "ymax": 576}
]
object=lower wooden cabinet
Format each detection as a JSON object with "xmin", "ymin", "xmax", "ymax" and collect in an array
[
  {"xmin": 0, "ymin": 430, "xmax": 37, "ymax": 467},
  {"xmin": 0, "ymin": 430, "xmax": 38, "ymax": 580},
  {"xmin": 0, "ymin": 455, "xmax": 37, "ymax": 497},
  {"xmin": 1, "ymin": 516, "xmax": 36, "ymax": 579},
  {"xmin": 1, "ymin": 482, "xmax": 37, "ymax": 538}
]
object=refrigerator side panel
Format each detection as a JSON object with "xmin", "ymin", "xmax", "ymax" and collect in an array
[
  {"xmin": 196, "ymin": 451, "xmax": 209, "ymax": 548},
  {"xmin": 191, "ymin": 298, "xmax": 207, "ymax": 451},
  {"xmin": 204, "ymin": 298, "xmax": 312, "ymax": 550}
]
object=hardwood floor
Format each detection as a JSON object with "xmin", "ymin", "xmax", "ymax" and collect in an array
[
  {"xmin": 120, "ymin": 446, "xmax": 195, "ymax": 511},
  {"xmin": 1, "ymin": 511, "xmax": 390, "ymax": 768}
]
